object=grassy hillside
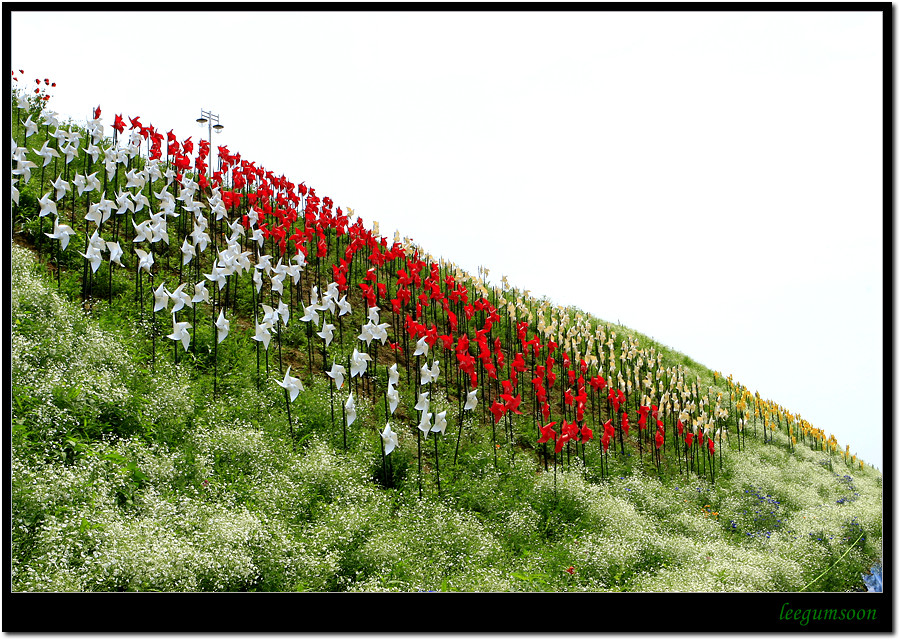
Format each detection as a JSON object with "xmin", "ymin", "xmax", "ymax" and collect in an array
[{"xmin": 8, "ymin": 80, "xmax": 883, "ymax": 594}]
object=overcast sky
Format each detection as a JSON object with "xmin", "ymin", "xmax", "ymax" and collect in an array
[{"xmin": 11, "ymin": 9, "xmax": 884, "ymax": 469}]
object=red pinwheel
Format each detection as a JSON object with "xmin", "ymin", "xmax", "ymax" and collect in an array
[
  {"xmin": 93, "ymin": 105, "xmax": 101, "ymax": 120},
  {"xmin": 512, "ymin": 352, "xmax": 526, "ymax": 374},
  {"xmin": 540, "ymin": 401, "xmax": 551, "ymax": 422},
  {"xmin": 638, "ymin": 405, "xmax": 650, "ymax": 430},
  {"xmin": 602, "ymin": 419, "xmax": 614, "ymax": 452},
  {"xmin": 561, "ymin": 420, "xmax": 579, "ymax": 442},
  {"xmin": 581, "ymin": 424, "xmax": 594, "ymax": 442},
  {"xmin": 589, "ymin": 375, "xmax": 607, "ymax": 392},
  {"xmin": 621, "ymin": 412, "xmax": 630, "ymax": 435},
  {"xmin": 537, "ymin": 422, "xmax": 558, "ymax": 444},
  {"xmin": 502, "ymin": 393, "xmax": 523, "ymax": 415},
  {"xmin": 555, "ymin": 430, "xmax": 571, "ymax": 453},
  {"xmin": 490, "ymin": 400, "xmax": 507, "ymax": 425},
  {"xmin": 112, "ymin": 114, "xmax": 125, "ymax": 135}
]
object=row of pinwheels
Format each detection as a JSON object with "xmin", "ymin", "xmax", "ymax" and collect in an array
[{"xmin": 10, "ymin": 75, "xmax": 866, "ymax": 487}]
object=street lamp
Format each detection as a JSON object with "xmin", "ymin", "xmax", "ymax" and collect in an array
[{"xmin": 197, "ymin": 108, "xmax": 224, "ymax": 173}]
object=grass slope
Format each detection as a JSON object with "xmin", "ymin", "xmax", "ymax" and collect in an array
[{"xmin": 10, "ymin": 241, "xmax": 883, "ymax": 593}]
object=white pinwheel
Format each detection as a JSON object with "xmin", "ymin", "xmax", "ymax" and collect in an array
[
  {"xmin": 180, "ymin": 238, "xmax": 196, "ymax": 265},
  {"xmin": 276, "ymin": 299, "xmax": 290, "ymax": 327},
  {"xmin": 85, "ymin": 200, "xmax": 110, "ymax": 227},
  {"xmin": 260, "ymin": 304, "xmax": 278, "ymax": 328},
  {"xmin": 386, "ymin": 385, "xmax": 400, "ymax": 415},
  {"xmin": 21, "ymin": 115, "xmax": 38, "ymax": 139},
  {"xmin": 367, "ymin": 306, "xmax": 380, "ymax": 325},
  {"xmin": 133, "ymin": 191, "xmax": 151, "ymax": 214},
  {"xmin": 380, "ymin": 423, "xmax": 399, "ymax": 455},
  {"xmin": 317, "ymin": 322, "xmax": 336, "ymax": 347},
  {"xmin": 320, "ymin": 282, "xmax": 338, "ymax": 314},
  {"xmin": 51, "ymin": 175, "xmax": 70, "ymax": 201},
  {"xmin": 215, "ymin": 309, "xmax": 230, "ymax": 343},
  {"xmin": 125, "ymin": 168, "xmax": 145, "ymax": 190},
  {"xmin": 415, "ymin": 391, "xmax": 430, "ymax": 413},
  {"xmin": 327, "ymin": 362, "xmax": 346, "ymax": 390},
  {"xmin": 419, "ymin": 360, "xmax": 439, "ymax": 385},
  {"xmin": 256, "ymin": 254, "xmax": 272, "ymax": 275},
  {"xmin": 79, "ymin": 244, "xmax": 103, "ymax": 273},
  {"xmin": 253, "ymin": 321, "xmax": 273, "ymax": 351},
  {"xmin": 84, "ymin": 172, "xmax": 101, "ymax": 194},
  {"xmin": 60, "ymin": 141, "xmax": 79, "ymax": 165},
  {"xmin": 153, "ymin": 282, "xmax": 170, "ymax": 312},
  {"xmin": 286, "ymin": 260, "xmax": 304, "ymax": 287},
  {"xmin": 205, "ymin": 264, "xmax": 228, "ymax": 291},
  {"xmin": 270, "ymin": 270, "xmax": 286, "ymax": 296},
  {"xmin": 132, "ymin": 219, "xmax": 152, "ymax": 243},
  {"xmin": 106, "ymin": 241, "xmax": 124, "ymax": 267},
  {"xmin": 413, "ymin": 336, "xmax": 429, "ymax": 358},
  {"xmin": 34, "ymin": 140, "xmax": 59, "ymax": 167},
  {"xmin": 135, "ymin": 248, "xmax": 154, "ymax": 273},
  {"xmin": 337, "ymin": 295, "xmax": 352, "ymax": 317},
  {"xmin": 299, "ymin": 303, "xmax": 320, "ymax": 328},
  {"xmin": 431, "ymin": 411, "xmax": 448, "ymax": 436},
  {"xmin": 417, "ymin": 410, "xmax": 433, "ymax": 438},
  {"xmin": 84, "ymin": 141, "xmax": 101, "ymax": 164},
  {"xmin": 115, "ymin": 191, "xmax": 133, "ymax": 216},
  {"xmin": 372, "ymin": 322, "xmax": 391, "ymax": 345},
  {"xmin": 167, "ymin": 317, "xmax": 192, "ymax": 351},
  {"xmin": 38, "ymin": 193, "xmax": 57, "ymax": 218},
  {"xmin": 13, "ymin": 158, "xmax": 37, "ymax": 184},
  {"xmin": 277, "ymin": 365, "xmax": 305, "ymax": 402},
  {"xmin": 350, "ymin": 348, "xmax": 372, "ymax": 378},
  {"xmin": 388, "ymin": 363, "xmax": 400, "ymax": 388},
  {"xmin": 192, "ymin": 280, "xmax": 210, "ymax": 305},
  {"xmin": 252, "ymin": 268, "xmax": 264, "ymax": 294},
  {"xmin": 345, "ymin": 392, "xmax": 357, "ymax": 427},
  {"xmin": 464, "ymin": 388, "xmax": 478, "ymax": 411},
  {"xmin": 168, "ymin": 284, "xmax": 193, "ymax": 313},
  {"xmin": 358, "ymin": 322, "xmax": 376, "ymax": 347}
]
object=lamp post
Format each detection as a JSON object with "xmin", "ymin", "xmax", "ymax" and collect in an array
[{"xmin": 196, "ymin": 109, "xmax": 224, "ymax": 176}]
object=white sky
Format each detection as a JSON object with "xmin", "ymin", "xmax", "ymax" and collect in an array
[{"xmin": 10, "ymin": 9, "xmax": 885, "ymax": 469}]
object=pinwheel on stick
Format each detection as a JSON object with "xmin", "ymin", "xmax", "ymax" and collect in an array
[{"xmin": 276, "ymin": 366, "xmax": 304, "ymax": 450}]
